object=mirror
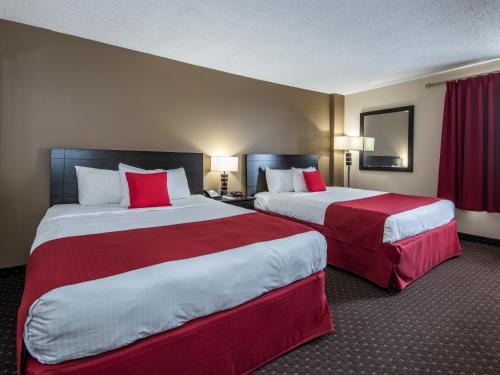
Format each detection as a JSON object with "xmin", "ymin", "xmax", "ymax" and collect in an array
[{"xmin": 359, "ymin": 105, "xmax": 414, "ymax": 172}]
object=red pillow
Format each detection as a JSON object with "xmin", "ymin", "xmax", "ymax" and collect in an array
[
  {"xmin": 125, "ymin": 172, "xmax": 171, "ymax": 208},
  {"xmin": 303, "ymin": 170, "xmax": 326, "ymax": 192}
]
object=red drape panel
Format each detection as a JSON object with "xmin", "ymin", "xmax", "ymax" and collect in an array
[{"xmin": 437, "ymin": 72, "xmax": 500, "ymax": 212}]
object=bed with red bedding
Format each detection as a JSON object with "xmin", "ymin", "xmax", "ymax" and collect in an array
[
  {"xmin": 246, "ymin": 153, "xmax": 461, "ymax": 290},
  {"xmin": 254, "ymin": 187, "xmax": 462, "ymax": 289},
  {"xmin": 18, "ymin": 196, "xmax": 333, "ymax": 374},
  {"xmin": 19, "ymin": 153, "xmax": 335, "ymax": 375}
]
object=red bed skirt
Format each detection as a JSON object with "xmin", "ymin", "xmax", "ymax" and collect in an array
[
  {"xmin": 24, "ymin": 271, "xmax": 334, "ymax": 375},
  {"xmin": 255, "ymin": 209, "xmax": 462, "ymax": 290},
  {"xmin": 328, "ymin": 220, "xmax": 462, "ymax": 289}
]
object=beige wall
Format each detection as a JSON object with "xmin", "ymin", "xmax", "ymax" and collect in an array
[
  {"xmin": 0, "ymin": 20, "xmax": 331, "ymax": 267},
  {"xmin": 345, "ymin": 60, "xmax": 500, "ymax": 239}
]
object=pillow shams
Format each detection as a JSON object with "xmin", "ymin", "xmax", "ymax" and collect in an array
[
  {"xmin": 292, "ymin": 167, "xmax": 316, "ymax": 192},
  {"xmin": 303, "ymin": 170, "xmax": 327, "ymax": 192},
  {"xmin": 126, "ymin": 172, "xmax": 172, "ymax": 208},
  {"xmin": 164, "ymin": 167, "xmax": 190, "ymax": 200},
  {"xmin": 265, "ymin": 167, "xmax": 293, "ymax": 193},
  {"xmin": 119, "ymin": 163, "xmax": 190, "ymax": 207},
  {"xmin": 119, "ymin": 163, "xmax": 163, "ymax": 207},
  {"xmin": 75, "ymin": 166, "xmax": 122, "ymax": 205}
]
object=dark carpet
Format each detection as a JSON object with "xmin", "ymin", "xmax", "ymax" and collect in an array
[{"xmin": 1, "ymin": 240, "xmax": 499, "ymax": 374}]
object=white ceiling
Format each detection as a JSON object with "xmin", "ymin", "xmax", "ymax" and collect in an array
[{"xmin": 1, "ymin": 0, "xmax": 500, "ymax": 94}]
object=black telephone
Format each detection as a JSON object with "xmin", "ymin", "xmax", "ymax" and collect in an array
[{"xmin": 203, "ymin": 189, "xmax": 221, "ymax": 198}]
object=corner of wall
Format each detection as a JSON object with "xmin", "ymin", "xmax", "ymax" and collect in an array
[{"xmin": 329, "ymin": 94, "xmax": 345, "ymax": 186}]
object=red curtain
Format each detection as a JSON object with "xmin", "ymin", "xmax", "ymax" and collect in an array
[{"xmin": 437, "ymin": 72, "xmax": 500, "ymax": 212}]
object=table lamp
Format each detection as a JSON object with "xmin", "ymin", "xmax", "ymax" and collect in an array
[{"xmin": 211, "ymin": 156, "xmax": 238, "ymax": 195}]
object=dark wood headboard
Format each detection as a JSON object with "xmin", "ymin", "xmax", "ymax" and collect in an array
[
  {"xmin": 245, "ymin": 154, "xmax": 319, "ymax": 196},
  {"xmin": 50, "ymin": 148, "xmax": 204, "ymax": 205}
]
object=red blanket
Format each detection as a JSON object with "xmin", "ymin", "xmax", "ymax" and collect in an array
[
  {"xmin": 18, "ymin": 212, "xmax": 313, "ymax": 372},
  {"xmin": 324, "ymin": 193, "xmax": 442, "ymax": 250}
]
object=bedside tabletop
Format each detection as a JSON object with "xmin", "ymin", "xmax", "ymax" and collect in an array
[{"xmin": 217, "ymin": 195, "xmax": 256, "ymax": 209}]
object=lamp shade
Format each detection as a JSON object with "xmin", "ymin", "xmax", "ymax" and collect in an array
[
  {"xmin": 333, "ymin": 136, "xmax": 364, "ymax": 151},
  {"xmin": 363, "ymin": 137, "xmax": 375, "ymax": 152},
  {"xmin": 211, "ymin": 156, "xmax": 238, "ymax": 172}
]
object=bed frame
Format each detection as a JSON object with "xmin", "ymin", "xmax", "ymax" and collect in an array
[
  {"xmin": 50, "ymin": 148, "xmax": 204, "ymax": 205},
  {"xmin": 21, "ymin": 149, "xmax": 333, "ymax": 375},
  {"xmin": 245, "ymin": 153, "xmax": 319, "ymax": 195},
  {"xmin": 245, "ymin": 154, "xmax": 462, "ymax": 290}
]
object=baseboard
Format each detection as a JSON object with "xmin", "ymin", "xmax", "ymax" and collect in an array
[
  {"xmin": 0, "ymin": 264, "xmax": 26, "ymax": 277},
  {"xmin": 458, "ymin": 232, "xmax": 500, "ymax": 247}
]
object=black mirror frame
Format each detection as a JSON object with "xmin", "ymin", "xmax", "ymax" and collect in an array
[{"xmin": 359, "ymin": 105, "xmax": 414, "ymax": 172}]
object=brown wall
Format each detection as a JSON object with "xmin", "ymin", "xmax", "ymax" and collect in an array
[{"xmin": 0, "ymin": 20, "xmax": 331, "ymax": 267}]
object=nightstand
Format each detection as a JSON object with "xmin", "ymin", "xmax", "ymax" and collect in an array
[{"xmin": 219, "ymin": 195, "xmax": 256, "ymax": 210}]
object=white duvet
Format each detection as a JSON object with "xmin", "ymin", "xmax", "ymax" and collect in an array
[
  {"xmin": 25, "ymin": 195, "xmax": 326, "ymax": 364},
  {"xmin": 255, "ymin": 187, "xmax": 455, "ymax": 243}
]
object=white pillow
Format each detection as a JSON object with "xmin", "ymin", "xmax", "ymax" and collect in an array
[
  {"xmin": 118, "ymin": 163, "xmax": 190, "ymax": 207},
  {"xmin": 163, "ymin": 167, "xmax": 190, "ymax": 200},
  {"xmin": 75, "ymin": 166, "xmax": 122, "ymax": 206},
  {"xmin": 265, "ymin": 167, "xmax": 293, "ymax": 193},
  {"xmin": 292, "ymin": 167, "xmax": 317, "ymax": 192}
]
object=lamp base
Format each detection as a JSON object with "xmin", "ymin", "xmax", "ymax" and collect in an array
[
  {"xmin": 220, "ymin": 172, "xmax": 228, "ymax": 196},
  {"xmin": 346, "ymin": 152, "xmax": 352, "ymax": 188}
]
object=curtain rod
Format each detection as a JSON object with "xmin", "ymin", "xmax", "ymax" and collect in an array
[{"xmin": 425, "ymin": 69, "xmax": 500, "ymax": 88}]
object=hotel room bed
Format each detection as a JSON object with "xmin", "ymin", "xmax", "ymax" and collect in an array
[
  {"xmin": 18, "ymin": 149, "xmax": 334, "ymax": 375},
  {"xmin": 254, "ymin": 187, "xmax": 455, "ymax": 243},
  {"xmin": 246, "ymin": 154, "xmax": 462, "ymax": 290}
]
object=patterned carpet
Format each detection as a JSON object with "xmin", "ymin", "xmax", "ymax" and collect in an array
[{"xmin": 1, "ymin": 240, "xmax": 499, "ymax": 374}]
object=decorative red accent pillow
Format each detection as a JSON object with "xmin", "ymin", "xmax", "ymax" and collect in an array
[
  {"xmin": 303, "ymin": 170, "xmax": 326, "ymax": 192},
  {"xmin": 125, "ymin": 172, "xmax": 171, "ymax": 208}
]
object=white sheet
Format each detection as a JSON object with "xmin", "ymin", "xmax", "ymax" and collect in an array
[
  {"xmin": 25, "ymin": 195, "xmax": 326, "ymax": 364},
  {"xmin": 31, "ymin": 195, "xmax": 241, "ymax": 252},
  {"xmin": 255, "ymin": 187, "xmax": 455, "ymax": 243}
]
